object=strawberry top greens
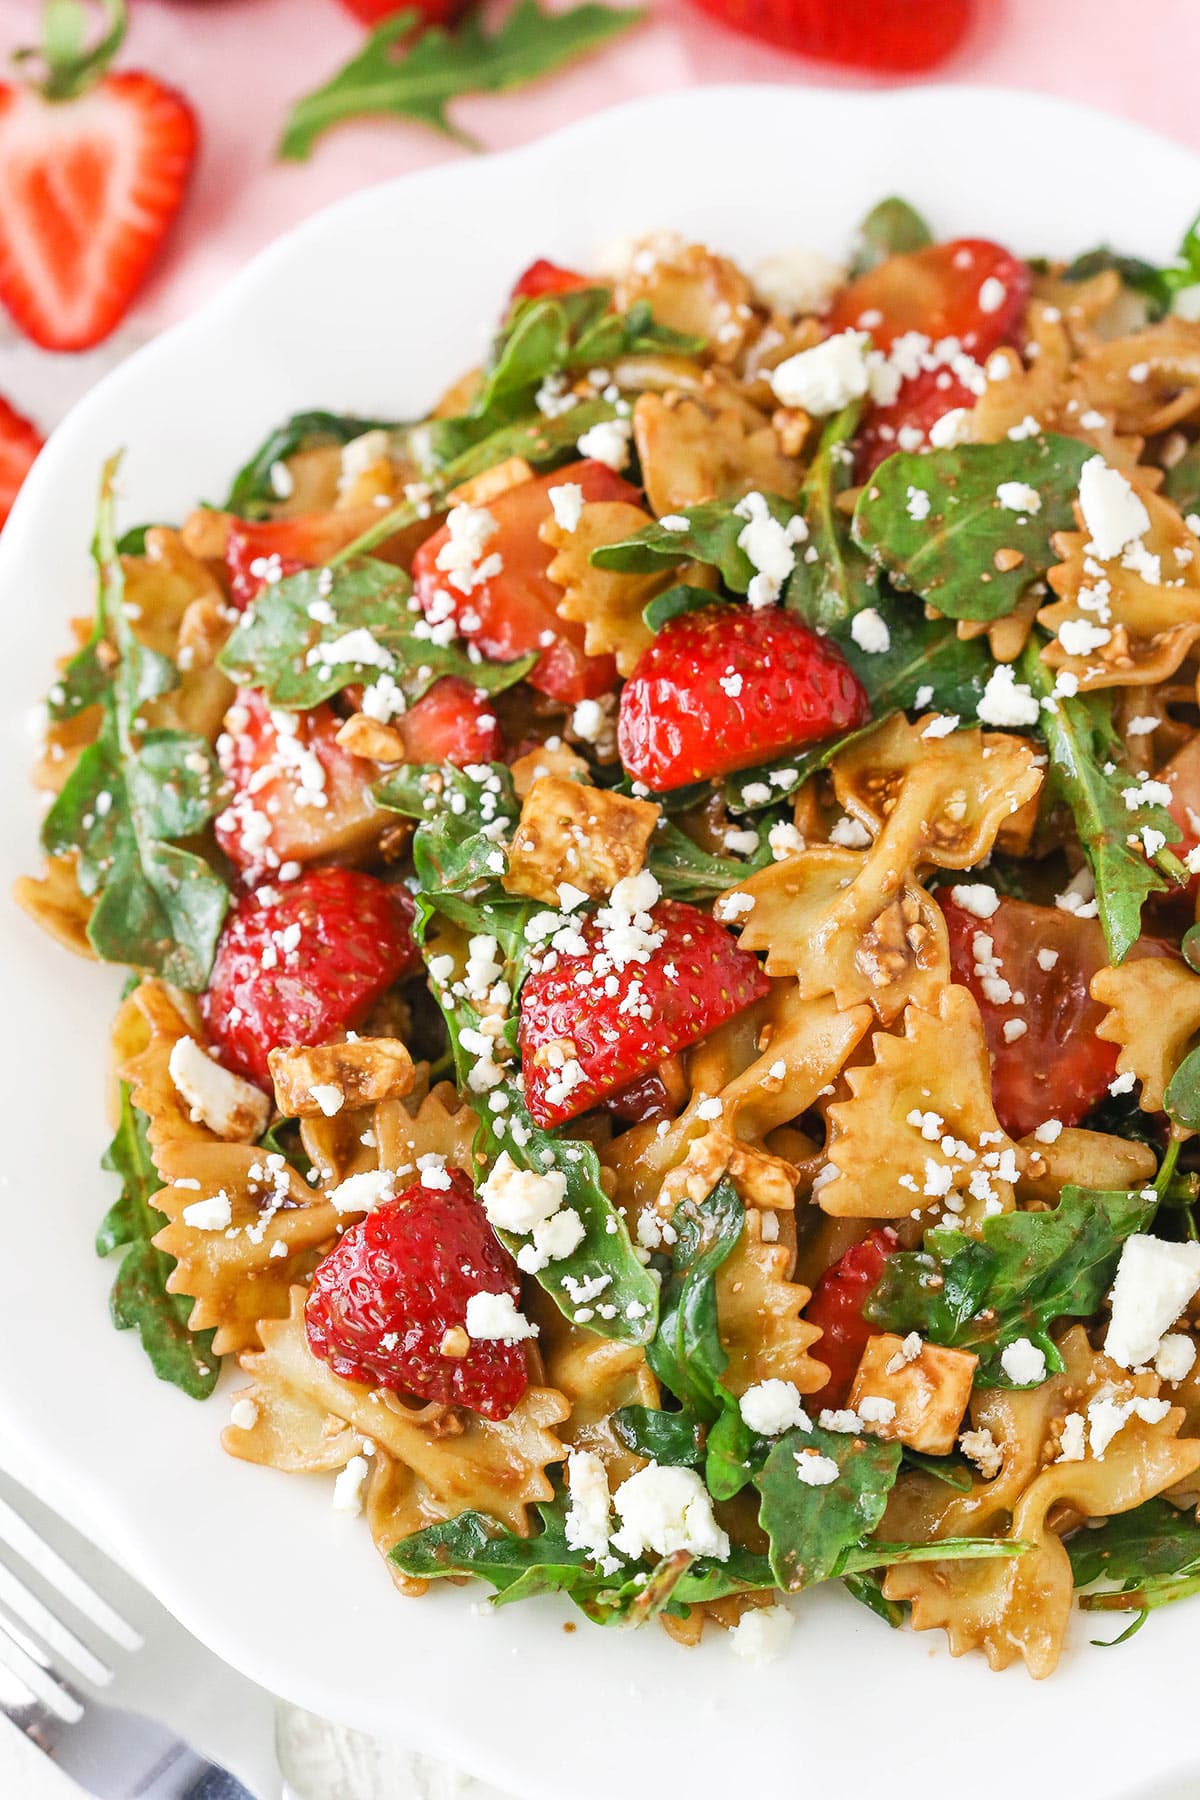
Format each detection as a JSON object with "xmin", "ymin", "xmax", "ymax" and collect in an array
[{"xmin": 22, "ymin": 201, "xmax": 1200, "ymax": 1673}]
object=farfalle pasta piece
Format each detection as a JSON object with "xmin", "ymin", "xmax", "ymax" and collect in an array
[
  {"xmin": 819, "ymin": 986, "xmax": 1024, "ymax": 1220},
  {"xmin": 631, "ymin": 390, "xmax": 800, "ymax": 517},
  {"xmin": 269, "ymin": 1037, "xmax": 414, "ymax": 1119},
  {"xmin": 300, "ymin": 1079, "xmax": 478, "ymax": 1191},
  {"xmin": 116, "ymin": 979, "xmax": 214, "ymax": 1156},
  {"xmin": 1073, "ymin": 317, "xmax": 1200, "ymax": 435},
  {"xmin": 1040, "ymin": 487, "xmax": 1200, "ymax": 691},
  {"xmin": 1017, "ymin": 1125, "xmax": 1157, "ymax": 1204},
  {"xmin": 1091, "ymin": 956, "xmax": 1200, "ymax": 1114},
  {"xmin": 832, "ymin": 714, "xmax": 1040, "ymax": 857},
  {"xmin": 725, "ymin": 726, "xmax": 1039, "ymax": 1022},
  {"xmin": 535, "ymin": 1299, "xmax": 658, "ymax": 1484},
  {"xmin": 614, "ymin": 239, "xmax": 755, "ymax": 364},
  {"xmin": 542, "ymin": 502, "xmax": 671, "ymax": 676},
  {"xmin": 715, "ymin": 1208, "xmax": 827, "ymax": 1397},
  {"xmin": 884, "ymin": 1327, "xmax": 1200, "ymax": 1676},
  {"xmin": 225, "ymin": 1289, "xmax": 568, "ymax": 1541},
  {"xmin": 13, "ymin": 856, "xmax": 94, "ymax": 960},
  {"xmin": 125, "ymin": 528, "xmax": 236, "ymax": 742},
  {"xmin": 718, "ymin": 985, "xmax": 873, "ymax": 1141},
  {"xmin": 152, "ymin": 1141, "xmax": 339, "ymax": 1355}
]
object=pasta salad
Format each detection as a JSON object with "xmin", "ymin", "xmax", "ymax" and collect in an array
[{"xmin": 21, "ymin": 198, "xmax": 1200, "ymax": 1675}]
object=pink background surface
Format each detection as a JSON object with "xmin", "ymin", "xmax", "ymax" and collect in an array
[{"xmin": 0, "ymin": 0, "xmax": 1197, "ymax": 425}]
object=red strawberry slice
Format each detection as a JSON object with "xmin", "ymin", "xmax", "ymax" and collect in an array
[
  {"xmin": 400, "ymin": 676, "xmax": 503, "ymax": 766},
  {"xmin": 305, "ymin": 1169, "xmax": 529, "ymax": 1422},
  {"xmin": 336, "ymin": 0, "xmax": 471, "ymax": 27},
  {"xmin": 224, "ymin": 516, "xmax": 355, "ymax": 610},
  {"xmin": 853, "ymin": 366, "xmax": 979, "ymax": 480},
  {"xmin": 804, "ymin": 1228, "xmax": 898, "ymax": 1408},
  {"xmin": 0, "ymin": 395, "xmax": 42, "ymax": 530},
  {"xmin": 510, "ymin": 259, "xmax": 592, "ymax": 302},
  {"xmin": 519, "ymin": 893, "xmax": 769, "ymax": 1128},
  {"xmin": 201, "ymin": 867, "xmax": 420, "ymax": 1088},
  {"xmin": 829, "ymin": 238, "xmax": 1030, "ymax": 355},
  {"xmin": 411, "ymin": 460, "xmax": 638, "ymax": 704},
  {"xmin": 692, "ymin": 0, "xmax": 971, "ymax": 72},
  {"xmin": 0, "ymin": 2, "xmax": 197, "ymax": 355},
  {"xmin": 618, "ymin": 605, "xmax": 869, "ymax": 792}
]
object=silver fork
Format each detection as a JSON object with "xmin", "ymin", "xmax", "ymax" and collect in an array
[{"xmin": 0, "ymin": 1480, "xmax": 256, "ymax": 1799}]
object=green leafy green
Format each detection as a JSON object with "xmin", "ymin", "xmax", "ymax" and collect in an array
[
  {"xmin": 1069, "ymin": 1498, "xmax": 1200, "ymax": 1627},
  {"xmin": 850, "ymin": 196, "xmax": 933, "ymax": 275},
  {"xmin": 280, "ymin": 0, "xmax": 645, "ymax": 157},
  {"xmin": 1059, "ymin": 209, "xmax": 1200, "ymax": 321},
  {"xmin": 786, "ymin": 402, "xmax": 878, "ymax": 633},
  {"xmin": 853, "ymin": 435, "xmax": 1094, "ymax": 622},
  {"xmin": 1020, "ymin": 641, "xmax": 1185, "ymax": 963},
  {"xmin": 647, "ymin": 820, "xmax": 770, "ymax": 900},
  {"xmin": 375, "ymin": 762, "xmax": 659, "ymax": 1344},
  {"xmin": 843, "ymin": 1568, "xmax": 906, "ymax": 1627},
  {"xmin": 757, "ymin": 1426, "xmax": 901, "ymax": 1591},
  {"xmin": 611, "ymin": 1404, "xmax": 704, "ymax": 1468},
  {"xmin": 866, "ymin": 1183, "xmax": 1157, "ymax": 1384},
  {"xmin": 217, "ymin": 556, "xmax": 535, "ymax": 709},
  {"xmin": 40, "ymin": 459, "xmax": 229, "ymax": 989},
  {"xmin": 646, "ymin": 1182, "xmax": 756, "ymax": 1502},
  {"xmin": 225, "ymin": 410, "xmax": 398, "ymax": 518},
  {"xmin": 641, "ymin": 583, "xmax": 721, "ymax": 632},
  {"xmin": 1166, "ymin": 1048, "xmax": 1200, "ymax": 1132},
  {"xmin": 590, "ymin": 493, "xmax": 800, "ymax": 592},
  {"xmin": 97, "ymin": 1085, "xmax": 219, "ymax": 1399}
]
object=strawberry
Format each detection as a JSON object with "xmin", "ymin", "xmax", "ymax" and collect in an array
[
  {"xmin": 305, "ymin": 1169, "xmax": 529, "ymax": 1422},
  {"xmin": 201, "ymin": 867, "xmax": 420, "ymax": 1088},
  {"xmin": 853, "ymin": 366, "xmax": 979, "ymax": 480},
  {"xmin": 510, "ymin": 258, "xmax": 592, "ymax": 303},
  {"xmin": 0, "ymin": 2, "xmax": 197, "ymax": 352},
  {"xmin": 399, "ymin": 676, "xmax": 503, "ymax": 766},
  {"xmin": 519, "ymin": 892, "xmax": 768, "ymax": 1128},
  {"xmin": 691, "ymin": 0, "xmax": 971, "ymax": 74},
  {"xmin": 0, "ymin": 395, "xmax": 42, "ymax": 530},
  {"xmin": 225, "ymin": 517, "xmax": 349, "ymax": 610},
  {"xmin": 618, "ymin": 606, "xmax": 869, "ymax": 792},
  {"xmin": 214, "ymin": 688, "xmax": 386, "ymax": 877},
  {"xmin": 804, "ymin": 1228, "xmax": 898, "ymax": 1408},
  {"xmin": 336, "ymin": 0, "xmax": 471, "ymax": 28}
]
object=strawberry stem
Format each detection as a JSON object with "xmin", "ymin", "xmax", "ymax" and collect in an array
[{"xmin": 15, "ymin": 0, "xmax": 127, "ymax": 102}]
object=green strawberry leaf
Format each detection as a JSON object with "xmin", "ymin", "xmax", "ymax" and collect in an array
[
  {"xmin": 280, "ymin": 0, "xmax": 645, "ymax": 158},
  {"xmin": 852, "ymin": 435, "xmax": 1094, "ymax": 622},
  {"xmin": 217, "ymin": 556, "xmax": 535, "ymax": 709},
  {"xmin": 850, "ymin": 196, "xmax": 933, "ymax": 275},
  {"xmin": 590, "ymin": 493, "xmax": 800, "ymax": 593},
  {"xmin": 98, "ymin": 1085, "xmax": 219, "ymax": 1399},
  {"xmin": 224, "ymin": 410, "xmax": 399, "ymax": 519},
  {"xmin": 866, "ymin": 1183, "xmax": 1158, "ymax": 1384},
  {"xmin": 757, "ymin": 1425, "xmax": 901, "ymax": 1592},
  {"xmin": 1019, "ymin": 641, "xmax": 1185, "ymax": 964}
]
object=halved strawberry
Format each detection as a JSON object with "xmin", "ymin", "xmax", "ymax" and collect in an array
[
  {"xmin": 411, "ymin": 460, "xmax": 638, "ymax": 704},
  {"xmin": 336, "ymin": 0, "xmax": 471, "ymax": 26},
  {"xmin": 399, "ymin": 676, "xmax": 503, "ymax": 766},
  {"xmin": 854, "ymin": 366, "xmax": 979, "ymax": 479},
  {"xmin": 804, "ymin": 1228, "xmax": 898, "ymax": 1408},
  {"xmin": 828, "ymin": 238, "xmax": 1030, "ymax": 355},
  {"xmin": 510, "ymin": 259, "xmax": 592, "ymax": 303},
  {"xmin": 225, "ymin": 516, "xmax": 354, "ymax": 610},
  {"xmin": 519, "ymin": 890, "xmax": 768, "ymax": 1128},
  {"xmin": 305, "ymin": 1168, "xmax": 529, "ymax": 1422},
  {"xmin": 618, "ymin": 605, "xmax": 869, "ymax": 792},
  {"xmin": 0, "ymin": 6, "xmax": 197, "ymax": 352},
  {"xmin": 0, "ymin": 395, "xmax": 42, "ymax": 530}
]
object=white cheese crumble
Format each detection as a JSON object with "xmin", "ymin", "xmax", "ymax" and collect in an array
[
  {"xmin": 327, "ymin": 1169, "xmax": 396, "ymax": 1215},
  {"xmin": 1105, "ymin": 1235, "xmax": 1200, "ymax": 1369},
  {"xmin": 769, "ymin": 330, "xmax": 896, "ymax": 415},
  {"xmin": 563, "ymin": 1449, "xmax": 614, "ymax": 1563},
  {"xmin": 548, "ymin": 482, "xmax": 585, "ymax": 532},
  {"xmin": 308, "ymin": 1083, "xmax": 343, "ymax": 1118},
  {"xmin": 1155, "ymin": 1333, "xmax": 1197, "ymax": 1383},
  {"xmin": 479, "ymin": 1152, "xmax": 567, "ymax": 1233},
  {"xmin": 1078, "ymin": 456, "xmax": 1151, "ymax": 560},
  {"xmin": 996, "ymin": 480, "xmax": 1041, "ymax": 514},
  {"xmin": 959, "ymin": 1426, "xmax": 1003, "ymax": 1479},
  {"xmin": 905, "ymin": 485, "xmax": 931, "ymax": 523},
  {"xmin": 167, "ymin": 1037, "xmax": 270, "ymax": 1141},
  {"xmin": 464, "ymin": 1290, "xmax": 539, "ymax": 1343},
  {"xmin": 229, "ymin": 1397, "xmax": 259, "ymax": 1432},
  {"xmin": 577, "ymin": 418, "xmax": 633, "ymax": 472},
  {"xmin": 181, "ymin": 1192, "xmax": 233, "ymax": 1231},
  {"xmin": 729, "ymin": 1602, "xmax": 795, "ymax": 1664},
  {"xmin": 331, "ymin": 1454, "xmax": 370, "ymax": 1516},
  {"xmin": 610, "ymin": 1463, "xmax": 730, "ymax": 1562},
  {"xmin": 752, "ymin": 248, "xmax": 844, "ymax": 317},
  {"xmin": 793, "ymin": 1451, "xmax": 840, "ymax": 1487},
  {"xmin": 738, "ymin": 1379, "xmax": 811, "ymax": 1436},
  {"xmin": 976, "ymin": 663, "xmax": 1039, "ymax": 727},
  {"xmin": 999, "ymin": 1337, "xmax": 1047, "ymax": 1386},
  {"xmin": 948, "ymin": 883, "xmax": 999, "ymax": 918},
  {"xmin": 733, "ymin": 490, "xmax": 807, "ymax": 608},
  {"xmin": 850, "ymin": 607, "xmax": 890, "ymax": 654}
]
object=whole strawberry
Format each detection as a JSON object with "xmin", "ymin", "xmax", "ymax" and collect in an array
[
  {"xmin": 201, "ymin": 867, "xmax": 421, "ymax": 1087},
  {"xmin": 519, "ymin": 889, "xmax": 768, "ymax": 1128},
  {"xmin": 691, "ymin": 0, "xmax": 972, "ymax": 73},
  {"xmin": 0, "ymin": 0, "xmax": 197, "ymax": 352},
  {"xmin": 0, "ymin": 395, "xmax": 42, "ymax": 530},
  {"xmin": 618, "ymin": 605, "xmax": 869, "ymax": 792},
  {"xmin": 305, "ymin": 1170, "xmax": 530, "ymax": 1421}
]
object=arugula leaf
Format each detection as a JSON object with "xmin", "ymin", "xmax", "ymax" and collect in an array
[
  {"xmin": 217, "ymin": 556, "xmax": 535, "ymax": 708},
  {"xmin": 1069, "ymin": 1498, "xmax": 1200, "ymax": 1628},
  {"xmin": 1019, "ymin": 642, "xmax": 1184, "ymax": 963},
  {"xmin": 1059, "ymin": 210, "xmax": 1200, "ymax": 322},
  {"xmin": 647, "ymin": 1181, "xmax": 756, "ymax": 1501},
  {"xmin": 611, "ymin": 1404, "xmax": 704, "ymax": 1468},
  {"xmin": 590, "ymin": 494, "xmax": 800, "ymax": 592},
  {"xmin": 785, "ymin": 402, "xmax": 877, "ymax": 632},
  {"xmin": 852, "ymin": 435, "xmax": 1094, "ymax": 622},
  {"xmin": 40, "ymin": 460, "xmax": 229, "ymax": 989},
  {"xmin": 280, "ymin": 0, "xmax": 645, "ymax": 157},
  {"xmin": 1166, "ymin": 1047, "xmax": 1200, "ymax": 1132},
  {"xmin": 478, "ymin": 285, "xmax": 701, "ymax": 418},
  {"xmin": 757, "ymin": 1426, "xmax": 901, "ymax": 1591},
  {"xmin": 850, "ymin": 196, "xmax": 933, "ymax": 275},
  {"xmin": 647, "ymin": 820, "xmax": 770, "ymax": 900},
  {"xmin": 641, "ymin": 584, "xmax": 721, "ymax": 633},
  {"xmin": 98, "ymin": 1085, "xmax": 219, "ymax": 1399},
  {"xmin": 843, "ymin": 1568, "xmax": 906, "ymax": 1626},
  {"xmin": 379, "ymin": 763, "xmax": 659, "ymax": 1343},
  {"xmin": 225, "ymin": 410, "xmax": 398, "ymax": 519},
  {"xmin": 866, "ymin": 1184, "xmax": 1157, "ymax": 1383}
]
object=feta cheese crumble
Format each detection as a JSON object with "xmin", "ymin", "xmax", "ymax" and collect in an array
[
  {"xmin": 738, "ymin": 1379, "xmax": 811, "ymax": 1436},
  {"xmin": 1105, "ymin": 1235, "xmax": 1200, "ymax": 1369},
  {"xmin": 610, "ymin": 1463, "xmax": 730, "ymax": 1562}
]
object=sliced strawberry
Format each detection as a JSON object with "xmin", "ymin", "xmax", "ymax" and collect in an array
[
  {"xmin": 519, "ymin": 893, "xmax": 768, "ymax": 1128},
  {"xmin": 400, "ymin": 676, "xmax": 503, "ymax": 766},
  {"xmin": 510, "ymin": 259, "xmax": 592, "ymax": 302},
  {"xmin": 305, "ymin": 1169, "xmax": 529, "ymax": 1422},
  {"xmin": 336, "ymin": 0, "xmax": 470, "ymax": 26},
  {"xmin": 618, "ymin": 605, "xmax": 869, "ymax": 792},
  {"xmin": 854, "ymin": 366, "xmax": 978, "ymax": 480},
  {"xmin": 411, "ymin": 460, "xmax": 638, "ymax": 704},
  {"xmin": 693, "ymin": 0, "xmax": 970, "ymax": 73},
  {"xmin": 0, "ymin": 0, "xmax": 197, "ymax": 356},
  {"xmin": 828, "ymin": 238, "xmax": 1030, "ymax": 356},
  {"xmin": 201, "ymin": 867, "xmax": 420, "ymax": 1088},
  {"xmin": 214, "ymin": 688, "xmax": 385, "ymax": 878},
  {"xmin": 804, "ymin": 1229, "xmax": 898, "ymax": 1409},
  {"xmin": 0, "ymin": 395, "xmax": 42, "ymax": 530},
  {"xmin": 225, "ymin": 516, "xmax": 351, "ymax": 610}
]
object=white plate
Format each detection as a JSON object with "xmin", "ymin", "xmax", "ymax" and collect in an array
[{"xmin": 0, "ymin": 83, "xmax": 1196, "ymax": 1800}]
